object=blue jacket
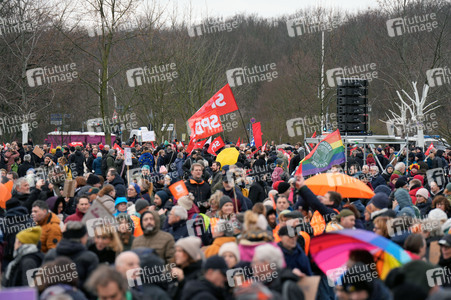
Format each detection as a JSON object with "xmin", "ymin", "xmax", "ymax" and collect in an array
[
  {"xmin": 175, "ymin": 157, "xmax": 184, "ymax": 179},
  {"xmin": 162, "ymin": 219, "xmax": 189, "ymax": 242},
  {"xmin": 371, "ymin": 175, "xmax": 387, "ymax": 190},
  {"xmin": 93, "ymin": 157, "xmax": 103, "ymax": 175},
  {"xmin": 278, "ymin": 242, "xmax": 312, "ymax": 275}
]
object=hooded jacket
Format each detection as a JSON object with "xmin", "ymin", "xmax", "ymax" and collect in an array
[
  {"xmin": 131, "ymin": 211, "xmax": 175, "ymax": 263},
  {"xmin": 109, "ymin": 175, "xmax": 127, "ymax": 198},
  {"xmin": 37, "ymin": 212, "xmax": 62, "ymax": 253}
]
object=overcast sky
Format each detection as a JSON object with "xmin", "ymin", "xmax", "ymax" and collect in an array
[{"xmin": 161, "ymin": 0, "xmax": 380, "ymax": 20}]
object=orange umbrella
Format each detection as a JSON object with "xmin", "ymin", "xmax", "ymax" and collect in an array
[{"xmin": 305, "ymin": 173, "xmax": 375, "ymax": 199}]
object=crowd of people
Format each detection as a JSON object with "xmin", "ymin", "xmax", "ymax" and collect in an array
[{"xmin": 0, "ymin": 138, "xmax": 451, "ymax": 300}]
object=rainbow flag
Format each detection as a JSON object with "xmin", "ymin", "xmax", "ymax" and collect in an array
[{"xmin": 295, "ymin": 129, "xmax": 345, "ymax": 176}]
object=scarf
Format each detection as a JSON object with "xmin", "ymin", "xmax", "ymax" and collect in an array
[{"xmin": 4, "ymin": 244, "xmax": 39, "ymax": 280}]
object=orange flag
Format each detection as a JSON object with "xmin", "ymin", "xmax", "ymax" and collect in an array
[{"xmin": 169, "ymin": 181, "xmax": 189, "ymax": 200}]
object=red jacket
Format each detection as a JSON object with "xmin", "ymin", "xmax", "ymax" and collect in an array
[{"xmin": 64, "ymin": 208, "xmax": 85, "ymax": 223}]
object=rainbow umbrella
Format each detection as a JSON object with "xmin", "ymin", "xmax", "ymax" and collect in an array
[{"xmin": 310, "ymin": 229, "xmax": 414, "ymax": 281}]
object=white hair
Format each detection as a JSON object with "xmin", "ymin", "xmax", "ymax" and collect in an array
[
  {"xmin": 253, "ymin": 244, "xmax": 284, "ymax": 269},
  {"xmin": 370, "ymin": 165, "xmax": 379, "ymax": 171},
  {"xmin": 395, "ymin": 162, "xmax": 405, "ymax": 171},
  {"xmin": 171, "ymin": 206, "xmax": 188, "ymax": 220}
]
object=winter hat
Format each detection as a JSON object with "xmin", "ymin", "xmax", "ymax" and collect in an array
[
  {"xmin": 373, "ymin": 185, "xmax": 392, "ymax": 197},
  {"xmin": 178, "ymin": 194, "xmax": 194, "ymax": 210},
  {"xmin": 336, "ymin": 209, "xmax": 355, "ymax": 221},
  {"xmin": 272, "ymin": 180, "xmax": 283, "ymax": 191},
  {"xmin": 398, "ymin": 207, "xmax": 415, "ymax": 218},
  {"xmin": 413, "ymin": 175, "xmax": 424, "ymax": 185},
  {"xmin": 44, "ymin": 153, "xmax": 53, "ymax": 160},
  {"xmin": 219, "ymin": 196, "xmax": 233, "ymax": 209},
  {"xmin": 395, "ymin": 179, "xmax": 408, "ymax": 189},
  {"xmin": 394, "ymin": 188, "xmax": 412, "ymax": 209},
  {"xmin": 96, "ymin": 152, "xmax": 102, "ymax": 158},
  {"xmin": 257, "ymin": 214, "xmax": 268, "ymax": 231},
  {"xmin": 155, "ymin": 190, "xmax": 170, "ymax": 206},
  {"xmin": 219, "ymin": 242, "xmax": 240, "ymax": 263},
  {"xmin": 16, "ymin": 226, "xmax": 41, "ymax": 245},
  {"xmin": 400, "ymin": 260, "xmax": 438, "ymax": 294},
  {"xmin": 385, "ymin": 164, "xmax": 394, "ymax": 170},
  {"xmin": 175, "ymin": 236, "xmax": 203, "ymax": 261},
  {"xmin": 131, "ymin": 183, "xmax": 141, "ymax": 195},
  {"xmin": 428, "ymin": 208, "xmax": 448, "ymax": 221},
  {"xmin": 63, "ymin": 222, "xmax": 88, "ymax": 239},
  {"xmin": 390, "ymin": 174, "xmax": 399, "ymax": 181},
  {"xmin": 277, "ymin": 182, "xmax": 291, "ymax": 194},
  {"xmin": 115, "ymin": 197, "xmax": 128, "ymax": 207},
  {"xmin": 135, "ymin": 199, "xmax": 150, "ymax": 212},
  {"xmin": 202, "ymin": 255, "xmax": 228, "ymax": 275},
  {"xmin": 6, "ymin": 198, "xmax": 20, "ymax": 211},
  {"xmin": 141, "ymin": 165, "xmax": 150, "ymax": 170},
  {"xmin": 87, "ymin": 174, "xmax": 101, "ymax": 186},
  {"xmin": 368, "ymin": 193, "xmax": 390, "ymax": 209},
  {"xmin": 415, "ymin": 188, "xmax": 429, "ymax": 199}
]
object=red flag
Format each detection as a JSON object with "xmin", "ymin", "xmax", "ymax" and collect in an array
[
  {"xmin": 188, "ymin": 109, "xmax": 223, "ymax": 140},
  {"xmin": 236, "ymin": 137, "xmax": 241, "ymax": 147},
  {"xmin": 425, "ymin": 142, "xmax": 434, "ymax": 156},
  {"xmin": 190, "ymin": 84, "xmax": 238, "ymax": 119},
  {"xmin": 280, "ymin": 149, "xmax": 291, "ymax": 162},
  {"xmin": 151, "ymin": 142, "xmax": 155, "ymax": 148},
  {"xmin": 252, "ymin": 122, "xmax": 262, "ymax": 148},
  {"xmin": 262, "ymin": 141, "xmax": 268, "ymax": 152},
  {"xmin": 195, "ymin": 139, "xmax": 208, "ymax": 150},
  {"xmin": 113, "ymin": 144, "xmax": 124, "ymax": 155},
  {"xmin": 208, "ymin": 136, "xmax": 225, "ymax": 156},
  {"xmin": 309, "ymin": 131, "xmax": 317, "ymax": 148},
  {"xmin": 186, "ymin": 138, "xmax": 196, "ymax": 154},
  {"xmin": 131, "ymin": 139, "xmax": 135, "ymax": 148},
  {"xmin": 50, "ymin": 143, "xmax": 54, "ymax": 150}
]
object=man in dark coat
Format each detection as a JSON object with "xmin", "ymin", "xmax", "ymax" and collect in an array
[{"xmin": 162, "ymin": 206, "xmax": 189, "ymax": 242}]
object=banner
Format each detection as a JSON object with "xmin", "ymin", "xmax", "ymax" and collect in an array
[
  {"xmin": 188, "ymin": 109, "xmax": 223, "ymax": 140},
  {"xmin": 208, "ymin": 136, "xmax": 225, "ymax": 156},
  {"xmin": 425, "ymin": 142, "xmax": 434, "ymax": 156},
  {"xmin": 295, "ymin": 129, "xmax": 345, "ymax": 176},
  {"xmin": 236, "ymin": 137, "xmax": 241, "ymax": 147},
  {"xmin": 191, "ymin": 84, "xmax": 238, "ymax": 118},
  {"xmin": 252, "ymin": 122, "xmax": 263, "ymax": 148},
  {"xmin": 113, "ymin": 143, "xmax": 124, "ymax": 155}
]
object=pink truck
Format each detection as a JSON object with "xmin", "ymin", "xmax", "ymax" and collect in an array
[{"xmin": 45, "ymin": 131, "xmax": 116, "ymax": 146}]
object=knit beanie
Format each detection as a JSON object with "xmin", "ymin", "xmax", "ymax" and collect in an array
[
  {"xmin": 219, "ymin": 196, "xmax": 233, "ymax": 209},
  {"xmin": 395, "ymin": 179, "xmax": 407, "ymax": 189},
  {"xmin": 428, "ymin": 208, "xmax": 448, "ymax": 221},
  {"xmin": 87, "ymin": 174, "xmax": 101, "ymax": 185},
  {"xmin": 178, "ymin": 194, "xmax": 194, "ymax": 210},
  {"xmin": 135, "ymin": 199, "xmax": 150, "ymax": 212},
  {"xmin": 390, "ymin": 174, "xmax": 399, "ymax": 181},
  {"xmin": 394, "ymin": 189, "xmax": 412, "ymax": 209},
  {"xmin": 373, "ymin": 185, "xmax": 392, "ymax": 197},
  {"xmin": 368, "ymin": 193, "xmax": 390, "ymax": 209},
  {"xmin": 63, "ymin": 222, "xmax": 88, "ymax": 239},
  {"xmin": 415, "ymin": 188, "xmax": 429, "ymax": 199},
  {"xmin": 131, "ymin": 183, "xmax": 141, "ymax": 195},
  {"xmin": 16, "ymin": 226, "xmax": 41, "ymax": 245},
  {"xmin": 155, "ymin": 190, "xmax": 170, "ymax": 206},
  {"xmin": 336, "ymin": 209, "xmax": 355, "ymax": 221},
  {"xmin": 277, "ymin": 182, "xmax": 290, "ymax": 194},
  {"xmin": 218, "ymin": 242, "xmax": 241, "ymax": 263},
  {"xmin": 175, "ymin": 236, "xmax": 203, "ymax": 261}
]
